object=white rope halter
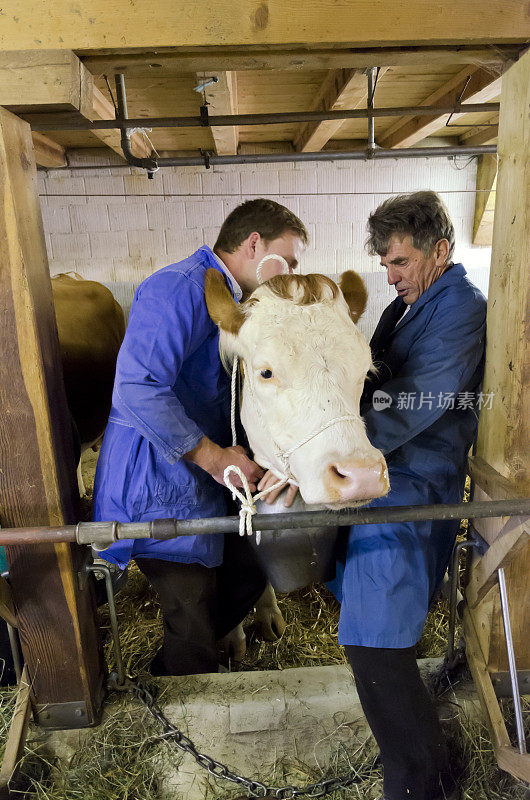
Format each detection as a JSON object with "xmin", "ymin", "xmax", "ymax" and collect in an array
[
  {"xmin": 255, "ymin": 253, "xmax": 289, "ymax": 285},
  {"xmin": 223, "ymin": 357, "xmax": 358, "ymax": 542}
]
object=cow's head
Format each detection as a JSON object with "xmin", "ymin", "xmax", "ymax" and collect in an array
[{"xmin": 205, "ymin": 269, "xmax": 389, "ymax": 507}]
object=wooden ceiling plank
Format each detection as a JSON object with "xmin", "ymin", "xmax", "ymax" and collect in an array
[
  {"xmin": 378, "ymin": 65, "xmax": 505, "ymax": 148},
  {"xmin": 198, "ymin": 71, "xmax": 238, "ymax": 155},
  {"xmin": 1, "ymin": 2, "xmax": 529, "ymax": 50},
  {"xmin": 80, "ymin": 45, "xmax": 523, "ymax": 76},
  {"xmin": 31, "ymin": 132, "xmax": 67, "ymax": 168}
]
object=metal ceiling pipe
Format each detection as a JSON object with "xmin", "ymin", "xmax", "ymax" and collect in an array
[
  {"xmin": 129, "ymin": 144, "xmax": 498, "ymax": 168},
  {"xmin": 0, "ymin": 498, "xmax": 528, "ymax": 547},
  {"xmin": 53, "ymin": 143, "xmax": 497, "ymax": 173},
  {"xmin": 366, "ymin": 68, "xmax": 377, "ymax": 151},
  {"xmin": 114, "ymin": 73, "xmax": 158, "ymax": 174},
  {"xmin": 31, "ymin": 102, "xmax": 500, "ymax": 132}
]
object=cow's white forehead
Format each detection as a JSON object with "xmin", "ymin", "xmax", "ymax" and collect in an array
[{"xmin": 237, "ymin": 290, "xmax": 372, "ymax": 374}]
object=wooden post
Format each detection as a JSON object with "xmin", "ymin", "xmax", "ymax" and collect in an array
[
  {"xmin": 0, "ymin": 106, "xmax": 105, "ymax": 728},
  {"xmin": 465, "ymin": 50, "xmax": 529, "ymax": 780}
]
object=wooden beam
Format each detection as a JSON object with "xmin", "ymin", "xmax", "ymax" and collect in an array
[
  {"xmin": 468, "ymin": 456, "xmax": 527, "ymax": 502},
  {"xmin": 0, "ymin": 50, "xmax": 93, "ymax": 116},
  {"xmin": 294, "ymin": 69, "xmax": 371, "ymax": 153},
  {"xmin": 197, "ymin": 71, "xmax": 238, "ymax": 156},
  {"xmin": 0, "ymin": 106, "xmax": 105, "ymax": 726},
  {"xmin": 476, "ymin": 51, "xmax": 530, "ymax": 494},
  {"xmin": 0, "ymin": 51, "xmax": 150, "ymax": 160},
  {"xmin": 1, "ymin": 2, "xmax": 529, "ymax": 50},
  {"xmin": 464, "ymin": 608, "xmax": 530, "ymax": 784},
  {"xmin": 466, "ymin": 520, "xmax": 529, "ymax": 608},
  {"xmin": 472, "ymin": 154, "xmax": 497, "ymax": 246},
  {"xmin": 378, "ymin": 66, "xmax": 504, "ymax": 149},
  {"xmin": 80, "ymin": 45, "xmax": 523, "ymax": 76},
  {"xmin": 467, "ymin": 51, "xmax": 530, "ymax": 759},
  {"xmin": 460, "ymin": 115, "xmax": 499, "ymax": 147},
  {"xmin": 31, "ymin": 132, "xmax": 67, "ymax": 168},
  {"xmin": 90, "ymin": 84, "xmax": 152, "ymax": 160}
]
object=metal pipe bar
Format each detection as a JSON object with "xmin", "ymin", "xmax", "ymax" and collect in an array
[
  {"xmin": 87, "ymin": 564, "xmax": 125, "ymax": 687},
  {"xmin": 114, "ymin": 74, "xmax": 158, "ymax": 174},
  {"xmin": 367, "ymin": 68, "xmax": 376, "ymax": 151},
  {"xmin": 498, "ymin": 567, "xmax": 527, "ymax": 755},
  {"xmin": 0, "ymin": 498, "xmax": 528, "ymax": 547},
  {"xmin": 447, "ymin": 540, "xmax": 468, "ymax": 665},
  {"xmin": 30, "ymin": 102, "xmax": 500, "ymax": 132},
  {"xmin": 55, "ymin": 144, "xmax": 497, "ymax": 173}
]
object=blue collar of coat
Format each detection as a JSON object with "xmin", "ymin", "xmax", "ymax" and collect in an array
[
  {"xmin": 196, "ymin": 245, "xmax": 241, "ymax": 301},
  {"xmin": 392, "ymin": 262, "xmax": 466, "ymax": 333}
]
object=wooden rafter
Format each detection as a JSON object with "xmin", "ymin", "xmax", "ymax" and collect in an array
[
  {"xmin": 294, "ymin": 69, "xmax": 384, "ymax": 153},
  {"xmin": 1, "ymin": 2, "xmax": 528, "ymax": 50},
  {"xmin": 197, "ymin": 71, "xmax": 238, "ymax": 155},
  {"xmin": 473, "ymin": 153, "xmax": 497, "ymax": 245},
  {"xmin": 378, "ymin": 66, "xmax": 504, "ymax": 149},
  {"xmin": 459, "ymin": 115, "xmax": 499, "ymax": 146},
  {"xmin": 80, "ymin": 45, "xmax": 523, "ymax": 76},
  {"xmin": 31, "ymin": 132, "xmax": 67, "ymax": 168}
]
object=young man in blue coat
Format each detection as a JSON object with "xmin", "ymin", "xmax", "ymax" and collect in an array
[
  {"xmin": 93, "ymin": 198, "xmax": 307, "ymax": 676},
  {"xmin": 331, "ymin": 191, "xmax": 487, "ymax": 800}
]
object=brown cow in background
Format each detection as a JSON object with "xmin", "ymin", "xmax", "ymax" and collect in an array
[{"xmin": 52, "ymin": 273, "xmax": 125, "ymax": 495}]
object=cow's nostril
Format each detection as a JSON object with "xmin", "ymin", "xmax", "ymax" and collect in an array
[{"xmin": 329, "ymin": 464, "xmax": 347, "ymax": 480}]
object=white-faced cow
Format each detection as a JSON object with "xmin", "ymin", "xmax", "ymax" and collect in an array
[
  {"xmin": 205, "ymin": 270, "xmax": 389, "ymax": 639},
  {"xmin": 205, "ymin": 269, "xmax": 388, "ymax": 506}
]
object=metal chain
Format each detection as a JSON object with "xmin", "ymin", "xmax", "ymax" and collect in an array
[{"xmin": 117, "ymin": 675, "xmax": 364, "ymax": 798}]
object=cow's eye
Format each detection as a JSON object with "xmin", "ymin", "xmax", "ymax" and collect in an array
[{"xmin": 260, "ymin": 369, "xmax": 273, "ymax": 379}]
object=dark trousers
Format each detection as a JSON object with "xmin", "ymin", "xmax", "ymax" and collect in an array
[
  {"xmin": 345, "ymin": 645, "xmax": 456, "ymax": 800},
  {"xmin": 136, "ymin": 534, "xmax": 267, "ymax": 676}
]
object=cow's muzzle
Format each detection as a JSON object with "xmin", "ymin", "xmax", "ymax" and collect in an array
[{"xmin": 324, "ymin": 456, "xmax": 389, "ymax": 503}]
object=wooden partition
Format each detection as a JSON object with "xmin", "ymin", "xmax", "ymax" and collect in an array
[
  {"xmin": 0, "ymin": 106, "xmax": 105, "ymax": 728},
  {"xmin": 465, "ymin": 49, "xmax": 529, "ymax": 783}
]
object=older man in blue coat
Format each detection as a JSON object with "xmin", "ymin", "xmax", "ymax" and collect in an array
[
  {"xmin": 93, "ymin": 198, "xmax": 307, "ymax": 676},
  {"xmin": 330, "ymin": 191, "xmax": 487, "ymax": 800}
]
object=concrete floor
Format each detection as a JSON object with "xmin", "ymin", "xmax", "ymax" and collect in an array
[{"xmin": 38, "ymin": 659, "xmax": 480, "ymax": 800}]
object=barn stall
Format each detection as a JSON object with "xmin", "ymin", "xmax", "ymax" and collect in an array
[{"xmin": 0, "ymin": 5, "xmax": 529, "ymax": 798}]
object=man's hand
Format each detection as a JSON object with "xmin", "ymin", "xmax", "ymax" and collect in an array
[
  {"xmin": 184, "ymin": 438, "xmax": 264, "ymax": 492},
  {"xmin": 258, "ymin": 470, "xmax": 298, "ymax": 507}
]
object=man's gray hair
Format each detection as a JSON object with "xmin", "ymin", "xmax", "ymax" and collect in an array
[{"xmin": 366, "ymin": 190, "xmax": 455, "ymax": 261}]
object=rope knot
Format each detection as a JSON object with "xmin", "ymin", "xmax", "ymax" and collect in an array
[{"xmin": 223, "ymin": 464, "xmax": 287, "ymax": 546}]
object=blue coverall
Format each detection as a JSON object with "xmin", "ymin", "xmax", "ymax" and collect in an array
[
  {"xmin": 93, "ymin": 246, "xmax": 237, "ymax": 568},
  {"xmin": 330, "ymin": 263, "xmax": 487, "ymax": 648}
]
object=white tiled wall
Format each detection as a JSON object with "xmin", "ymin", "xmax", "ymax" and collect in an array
[{"xmin": 40, "ymin": 149, "xmax": 491, "ymax": 337}]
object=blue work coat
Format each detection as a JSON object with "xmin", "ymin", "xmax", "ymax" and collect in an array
[
  {"xmin": 92, "ymin": 246, "xmax": 234, "ymax": 569},
  {"xmin": 330, "ymin": 264, "xmax": 487, "ymax": 648}
]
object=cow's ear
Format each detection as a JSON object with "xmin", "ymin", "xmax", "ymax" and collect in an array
[
  {"xmin": 339, "ymin": 270, "xmax": 367, "ymax": 323},
  {"xmin": 205, "ymin": 268, "xmax": 245, "ymax": 335}
]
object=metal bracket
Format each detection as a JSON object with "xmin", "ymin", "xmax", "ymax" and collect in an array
[
  {"xmin": 200, "ymin": 149, "xmax": 211, "ymax": 169},
  {"xmin": 199, "ymin": 104, "xmax": 210, "ymax": 127},
  {"xmin": 35, "ymin": 701, "xmax": 89, "ymax": 730}
]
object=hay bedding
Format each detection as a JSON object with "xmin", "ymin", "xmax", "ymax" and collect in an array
[{"xmin": 0, "ymin": 456, "xmax": 527, "ymax": 799}]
